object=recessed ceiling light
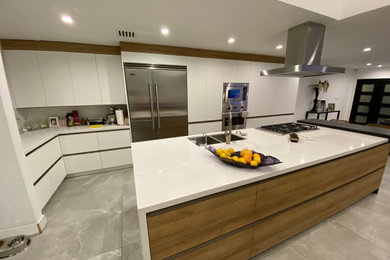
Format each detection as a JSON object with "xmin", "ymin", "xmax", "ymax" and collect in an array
[
  {"xmin": 378, "ymin": 64, "xmax": 383, "ymax": 67},
  {"xmin": 363, "ymin": 47, "xmax": 371, "ymax": 52},
  {"xmin": 228, "ymin": 37, "xmax": 235, "ymax": 44},
  {"xmin": 276, "ymin": 45, "xmax": 283, "ymax": 49},
  {"xmin": 366, "ymin": 63, "xmax": 372, "ymax": 66},
  {"xmin": 61, "ymin": 15, "xmax": 73, "ymax": 24},
  {"xmin": 161, "ymin": 27, "xmax": 169, "ymax": 36}
]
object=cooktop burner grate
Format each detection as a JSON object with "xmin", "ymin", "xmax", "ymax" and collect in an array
[{"xmin": 257, "ymin": 122, "xmax": 319, "ymax": 135}]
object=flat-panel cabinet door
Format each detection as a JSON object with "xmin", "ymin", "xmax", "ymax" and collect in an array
[
  {"xmin": 64, "ymin": 152, "xmax": 102, "ymax": 174},
  {"xmin": 96, "ymin": 54, "xmax": 126, "ymax": 104},
  {"xmin": 67, "ymin": 53, "xmax": 102, "ymax": 105},
  {"xmin": 59, "ymin": 133, "xmax": 99, "ymax": 154},
  {"xmin": 3, "ymin": 50, "xmax": 47, "ymax": 107},
  {"xmin": 97, "ymin": 130, "xmax": 131, "ymax": 150},
  {"xmin": 26, "ymin": 137, "xmax": 62, "ymax": 183},
  {"xmin": 100, "ymin": 148, "xmax": 132, "ymax": 168},
  {"xmin": 48, "ymin": 158, "xmax": 67, "ymax": 191},
  {"xmin": 38, "ymin": 51, "xmax": 75, "ymax": 106},
  {"xmin": 34, "ymin": 173, "xmax": 55, "ymax": 209},
  {"xmin": 152, "ymin": 69, "xmax": 188, "ymax": 139},
  {"xmin": 125, "ymin": 68, "xmax": 157, "ymax": 142},
  {"xmin": 186, "ymin": 58, "xmax": 207, "ymax": 122}
]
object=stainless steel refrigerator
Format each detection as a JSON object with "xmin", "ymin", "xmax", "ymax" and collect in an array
[{"xmin": 124, "ymin": 63, "xmax": 188, "ymax": 142}]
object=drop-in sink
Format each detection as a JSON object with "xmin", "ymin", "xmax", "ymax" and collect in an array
[{"xmin": 188, "ymin": 133, "xmax": 245, "ymax": 146}]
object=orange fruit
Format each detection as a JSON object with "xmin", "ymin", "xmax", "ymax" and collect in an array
[
  {"xmin": 240, "ymin": 149, "xmax": 253, "ymax": 158},
  {"xmin": 243, "ymin": 154, "xmax": 252, "ymax": 164}
]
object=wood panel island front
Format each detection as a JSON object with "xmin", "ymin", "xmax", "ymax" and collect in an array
[{"xmin": 132, "ymin": 127, "xmax": 389, "ymax": 260}]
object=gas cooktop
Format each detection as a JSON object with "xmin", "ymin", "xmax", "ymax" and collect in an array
[{"xmin": 257, "ymin": 122, "xmax": 319, "ymax": 135}]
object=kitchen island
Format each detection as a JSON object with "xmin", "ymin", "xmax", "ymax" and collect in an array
[{"xmin": 132, "ymin": 126, "xmax": 389, "ymax": 260}]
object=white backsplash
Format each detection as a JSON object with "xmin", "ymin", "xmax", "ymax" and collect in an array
[{"xmin": 16, "ymin": 105, "xmax": 127, "ymax": 131}]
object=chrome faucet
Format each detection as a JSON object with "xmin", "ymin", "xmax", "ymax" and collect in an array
[{"xmin": 225, "ymin": 112, "xmax": 232, "ymax": 144}]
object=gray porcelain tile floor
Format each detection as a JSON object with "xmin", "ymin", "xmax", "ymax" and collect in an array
[
  {"xmin": 10, "ymin": 167, "xmax": 141, "ymax": 260},
  {"xmin": 9, "ymin": 157, "xmax": 390, "ymax": 260}
]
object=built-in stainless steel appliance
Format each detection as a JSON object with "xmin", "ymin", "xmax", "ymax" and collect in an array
[
  {"xmin": 222, "ymin": 83, "xmax": 249, "ymax": 132},
  {"xmin": 260, "ymin": 21, "xmax": 345, "ymax": 78},
  {"xmin": 258, "ymin": 122, "xmax": 319, "ymax": 135},
  {"xmin": 124, "ymin": 63, "xmax": 188, "ymax": 142}
]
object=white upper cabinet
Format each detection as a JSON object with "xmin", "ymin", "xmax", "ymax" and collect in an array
[
  {"xmin": 38, "ymin": 51, "xmax": 75, "ymax": 106},
  {"xmin": 67, "ymin": 53, "xmax": 102, "ymax": 105},
  {"xmin": 96, "ymin": 54, "xmax": 126, "ymax": 104},
  {"xmin": 206, "ymin": 59, "xmax": 224, "ymax": 121},
  {"xmin": 3, "ymin": 50, "xmax": 47, "ymax": 108},
  {"xmin": 186, "ymin": 57, "xmax": 207, "ymax": 122}
]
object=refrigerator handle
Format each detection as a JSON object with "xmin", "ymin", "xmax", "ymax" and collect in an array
[
  {"xmin": 148, "ymin": 83, "xmax": 155, "ymax": 129},
  {"xmin": 155, "ymin": 84, "xmax": 161, "ymax": 128}
]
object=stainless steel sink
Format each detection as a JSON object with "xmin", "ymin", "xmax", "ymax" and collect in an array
[
  {"xmin": 188, "ymin": 133, "xmax": 245, "ymax": 146},
  {"xmin": 209, "ymin": 133, "xmax": 246, "ymax": 142}
]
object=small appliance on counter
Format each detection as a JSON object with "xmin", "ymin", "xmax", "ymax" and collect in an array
[
  {"xmin": 106, "ymin": 107, "xmax": 117, "ymax": 125},
  {"xmin": 115, "ymin": 109, "xmax": 124, "ymax": 126},
  {"xmin": 72, "ymin": 110, "xmax": 80, "ymax": 126},
  {"xmin": 87, "ymin": 118, "xmax": 105, "ymax": 125},
  {"xmin": 66, "ymin": 113, "xmax": 74, "ymax": 127},
  {"xmin": 222, "ymin": 82, "xmax": 249, "ymax": 130}
]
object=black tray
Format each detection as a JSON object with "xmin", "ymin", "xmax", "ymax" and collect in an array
[{"xmin": 207, "ymin": 146, "xmax": 281, "ymax": 168}]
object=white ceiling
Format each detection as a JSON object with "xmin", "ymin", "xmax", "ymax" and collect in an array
[
  {"xmin": 0, "ymin": 0, "xmax": 389, "ymax": 69},
  {"xmin": 279, "ymin": 0, "xmax": 390, "ymax": 20}
]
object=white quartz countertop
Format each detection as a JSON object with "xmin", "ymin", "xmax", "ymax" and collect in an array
[
  {"xmin": 132, "ymin": 127, "xmax": 388, "ymax": 214},
  {"xmin": 21, "ymin": 125, "xmax": 130, "ymax": 154}
]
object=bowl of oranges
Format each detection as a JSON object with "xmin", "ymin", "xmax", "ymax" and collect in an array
[{"xmin": 207, "ymin": 146, "xmax": 281, "ymax": 168}]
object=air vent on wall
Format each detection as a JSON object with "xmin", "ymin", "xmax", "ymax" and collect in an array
[{"xmin": 118, "ymin": 30, "xmax": 135, "ymax": 38}]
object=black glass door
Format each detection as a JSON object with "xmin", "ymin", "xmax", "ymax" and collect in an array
[{"xmin": 350, "ymin": 79, "xmax": 390, "ymax": 125}]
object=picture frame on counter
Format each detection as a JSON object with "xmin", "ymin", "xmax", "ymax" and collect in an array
[{"xmin": 49, "ymin": 117, "xmax": 59, "ymax": 127}]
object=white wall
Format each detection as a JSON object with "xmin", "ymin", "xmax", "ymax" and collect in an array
[
  {"xmin": 355, "ymin": 67, "xmax": 390, "ymax": 79},
  {"xmin": 294, "ymin": 69, "xmax": 356, "ymax": 121},
  {"xmin": 121, "ymin": 52, "xmax": 300, "ymax": 134},
  {"xmin": 0, "ymin": 51, "xmax": 44, "ymax": 238}
]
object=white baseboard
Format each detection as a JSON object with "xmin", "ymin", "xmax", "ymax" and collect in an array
[{"xmin": 0, "ymin": 215, "xmax": 47, "ymax": 239}]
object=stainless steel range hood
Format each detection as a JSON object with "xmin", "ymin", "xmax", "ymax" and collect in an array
[{"xmin": 261, "ymin": 21, "xmax": 345, "ymax": 77}]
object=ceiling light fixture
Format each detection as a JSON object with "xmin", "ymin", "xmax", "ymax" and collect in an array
[
  {"xmin": 228, "ymin": 37, "xmax": 235, "ymax": 44},
  {"xmin": 378, "ymin": 64, "xmax": 383, "ymax": 67},
  {"xmin": 366, "ymin": 63, "xmax": 372, "ymax": 66},
  {"xmin": 363, "ymin": 47, "xmax": 371, "ymax": 52},
  {"xmin": 61, "ymin": 15, "xmax": 73, "ymax": 24},
  {"xmin": 161, "ymin": 27, "xmax": 169, "ymax": 36},
  {"xmin": 276, "ymin": 44, "xmax": 283, "ymax": 49}
]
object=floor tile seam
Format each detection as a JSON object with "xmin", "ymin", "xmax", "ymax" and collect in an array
[
  {"xmin": 333, "ymin": 220, "xmax": 390, "ymax": 255},
  {"xmin": 83, "ymin": 247, "xmax": 122, "ymax": 260}
]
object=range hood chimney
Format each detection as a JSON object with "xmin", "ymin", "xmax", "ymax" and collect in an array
[{"xmin": 261, "ymin": 21, "xmax": 345, "ymax": 77}]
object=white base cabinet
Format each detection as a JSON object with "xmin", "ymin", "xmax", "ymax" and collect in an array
[
  {"xmin": 60, "ymin": 129, "xmax": 132, "ymax": 175},
  {"xmin": 101, "ymin": 148, "xmax": 132, "ymax": 168},
  {"xmin": 64, "ymin": 152, "xmax": 102, "ymax": 174},
  {"xmin": 26, "ymin": 137, "xmax": 62, "ymax": 183},
  {"xmin": 34, "ymin": 158, "xmax": 66, "ymax": 209}
]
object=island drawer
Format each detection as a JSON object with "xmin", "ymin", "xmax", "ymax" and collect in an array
[
  {"xmin": 255, "ymin": 143, "xmax": 389, "ymax": 221},
  {"xmin": 176, "ymin": 227, "xmax": 253, "ymax": 260},
  {"xmin": 251, "ymin": 167, "xmax": 384, "ymax": 257},
  {"xmin": 147, "ymin": 184, "xmax": 257, "ymax": 260}
]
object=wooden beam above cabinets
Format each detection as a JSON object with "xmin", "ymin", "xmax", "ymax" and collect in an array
[
  {"xmin": 120, "ymin": 41, "xmax": 285, "ymax": 64},
  {"xmin": 1, "ymin": 39, "xmax": 121, "ymax": 55}
]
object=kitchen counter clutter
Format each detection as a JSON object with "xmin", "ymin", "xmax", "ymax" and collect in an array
[
  {"xmin": 132, "ymin": 126, "xmax": 389, "ymax": 260},
  {"xmin": 21, "ymin": 125, "xmax": 130, "ymax": 154}
]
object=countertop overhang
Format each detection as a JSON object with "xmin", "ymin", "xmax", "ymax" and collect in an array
[{"xmin": 132, "ymin": 127, "xmax": 388, "ymax": 214}]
